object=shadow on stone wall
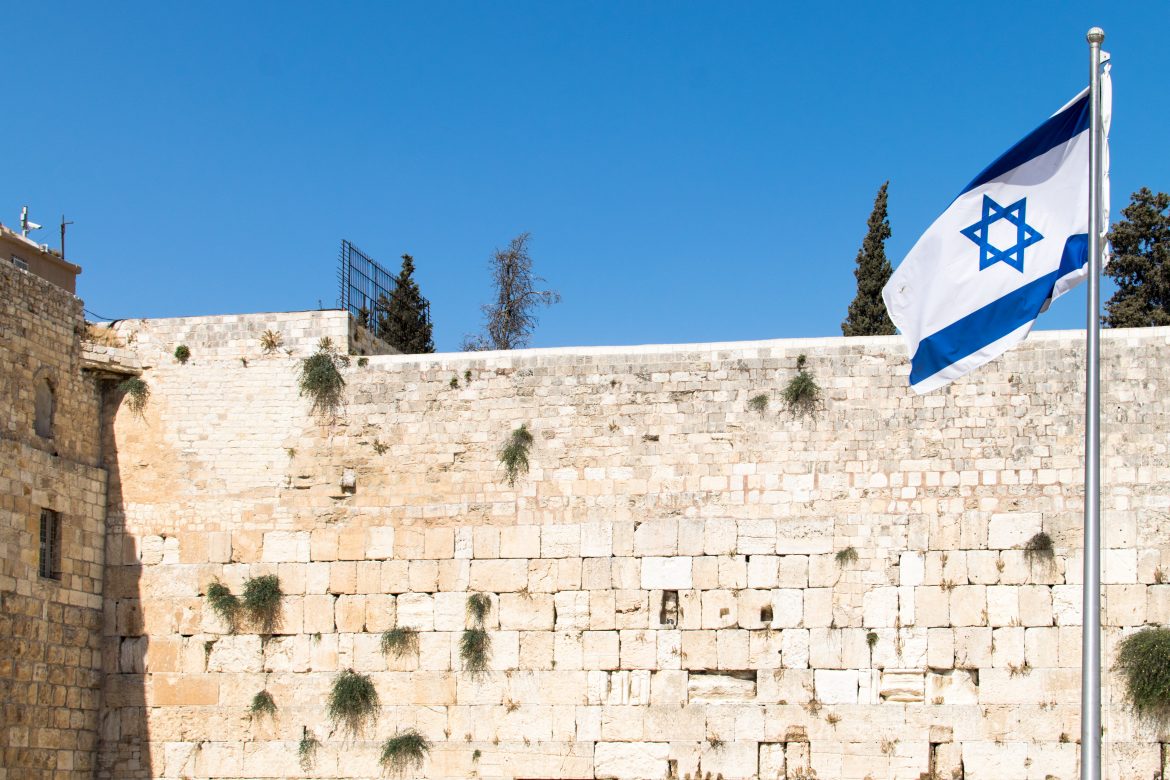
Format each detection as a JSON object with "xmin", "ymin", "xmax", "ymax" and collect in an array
[{"xmin": 96, "ymin": 382, "xmax": 153, "ymax": 779}]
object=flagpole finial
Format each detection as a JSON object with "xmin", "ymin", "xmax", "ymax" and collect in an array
[{"xmin": 1087, "ymin": 27, "xmax": 1105, "ymax": 44}]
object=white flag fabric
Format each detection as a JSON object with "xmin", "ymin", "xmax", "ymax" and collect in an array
[{"xmin": 883, "ymin": 61, "xmax": 1112, "ymax": 394}]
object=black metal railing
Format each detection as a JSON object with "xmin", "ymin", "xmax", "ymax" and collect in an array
[{"xmin": 337, "ymin": 240, "xmax": 430, "ymax": 335}]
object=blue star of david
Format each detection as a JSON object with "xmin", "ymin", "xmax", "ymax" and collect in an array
[{"xmin": 960, "ymin": 194, "xmax": 1044, "ymax": 272}]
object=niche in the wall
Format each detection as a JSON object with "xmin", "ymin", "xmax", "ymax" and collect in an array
[{"xmin": 34, "ymin": 375, "xmax": 55, "ymax": 439}]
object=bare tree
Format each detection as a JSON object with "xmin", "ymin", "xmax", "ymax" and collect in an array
[{"xmin": 462, "ymin": 233, "xmax": 560, "ymax": 350}]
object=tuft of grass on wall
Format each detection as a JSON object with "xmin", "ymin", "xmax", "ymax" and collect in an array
[
  {"xmin": 260, "ymin": 329, "xmax": 283, "ymax": 354},
  {"xmin": 783, "ymin": 354, "xmax": 821, "ymax": 415},
  {"xmin": 1024, "ymin": 531, "xmax": 1055, "ymax": 565},
  {"xmin": 327, "ymin": 669, "xmax": 379, "ymax": 737},
  {"xmin": 748, "ymin": 394, "xmax": 769, "ymax": 414},
  {"xmin": 242, "ymin": 574, "xmax": 283, "ymax": 633},
  {"xmin": 499, "ymin": 424, "xmax": 534, "ymax": 486},
  {"xmin": 249, "ymin": 689, "xmax": 276, "ymax": 719},
  {"xmin": 460, "ymin": 628, "xmax": 492, "ymax": 677},
  {"xmin": 298, "ymin": 727, "xmax": 320, "ymax": 771},
  {"xmin": 835, "ymin": 546, "xmax": 859, "ymax": 567},
  {"xmin": 381, "ymin": 626, "xmax": 419, "ymax": 658},
  {"xmin": 380, "ymin": 729, "xmax": 431, "ymax": 776},
  {"xmin": 466, "ymin": 593, "xmax": 491, "ymax": 626},
  {"xmin": 299, "ymin": 342, "xmax": 348, "ymax": 419},
  {"xmin": 174, "ymin": 344, "xmax": 191, "ymax": 364},
  {"xmin": 1116, "ymin": 627, "xmax": 1170, "ymax": 722},
  {"xmin": 206, "ymin": 580, "xmax": 240, "ymax": 631},
  {"xmin": 118, "ymin": 377, "xmax": 150, "ymax": 417}
]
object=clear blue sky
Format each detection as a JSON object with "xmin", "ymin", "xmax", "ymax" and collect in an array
[{"xmin": 6, "ymin": 3, "xmax": 1167, "ymax": 350}]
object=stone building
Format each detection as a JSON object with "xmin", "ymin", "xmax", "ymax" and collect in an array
[{"xmin": 2, "ymin": 245, "xmax": 1170, "ymax": 779}]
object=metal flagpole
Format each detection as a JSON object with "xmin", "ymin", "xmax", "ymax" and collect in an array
[{"xmin": 1081, "ymin": 25, "xmax": 1105, "ymax": 780}]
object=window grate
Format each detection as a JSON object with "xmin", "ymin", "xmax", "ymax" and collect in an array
[{"xmin": 38, "ymin": 508, "xmax": 61, "ymax": 580}]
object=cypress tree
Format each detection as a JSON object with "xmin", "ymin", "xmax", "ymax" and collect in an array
[
  {"xmin": 842, "ymin": 181, "xmax": 896, "ymax": 336},
  {"xmin": 1103, "ymin": 187, "xmax": 1170, "ymax": 328},
  {"xmin": 376, "ymin": 254, "xmax": 435, "ymax": 354}
]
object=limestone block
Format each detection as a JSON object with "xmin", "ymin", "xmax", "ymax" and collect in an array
[
  {"xmin": 338, "ymin": 528, "xmax": 366, "ymax": 560},
  {"xmin": 396, "ymin": 592, "xmax": 435, "ymax": 631},
  {"xmin": 815, "ymin": 669, "xmax": 859, "ymax": 704},
  {"xmin": 488, "ymin": 630, "xmax": 520, "ymax": 671},
  {"xmin": 717, "ymin": 629, "xmax": 750, "ymax": 669},
  {"xmin": 263, "ymin": 635, "xmax": 310, "ymax": 672},
  {"xmin": 688, "ymin": 671, "xmax": 756, "ymax": 700},
  {"xmin": 927, "ymin": 627, "xmax": 955, "ymax": 669},
  {"xmin": 542, "ymin": 524, "xmax": 580, "ymax": 558},
  {"xmin": 679, "ymin": 589, "xmax": 703, "ymax": 630},
  {"xmin": 555, "ymin": 630, "xmax": 584, "ymax": 670},
  {"xmin": 582, "ymin": 558, "xmax": 611, "ymax": 590},
  {"xmin": 470, "ymin": 559, "xmax": 528, "ymax": 592},
  {"xmin": 1018, "ymin": 584, "xmax": 1053, "ymax": 626},
  {"xmin": 590, "ymin": 590, "xmax": 616, "ymax": 630},
  {"xmin": 986, "ymin": 585, "xmax": 1019, "ymax": 627},
  {"xmin": 702, "ymin": 589, "xmax": 738, "ymax": 628},
  {"xmin": 863, "ymin": 586, "xmax": 898, "ymax": 628},
  {"xmin": 949, "ymin": 585, "xmax": 987, "ymax": 626},
  {"xmin": 776, "ymin": 516, "xmax": 833, "ymax": 555},
  {"xmin": 581, "ymin": 520, "xmax": 614, "ymax": 557},
  {"xmin": 615, "ymin": 590, "xmax": 649, "ymax": 628},
  {"xmin": 807, "ymin": 554, "xmax": 838, "ymax": 588},
  {"xmin": 803, "ymin": 587, "xmax": 833, "ymax": 628},
  {"xmin": 518, "ymin": 630, "xmax": 554, "ymax": 670},
  {"xmin": 381, "ymin": 560, "xmax": 409, "ymax": 593},
  {"xmin": 704, "ymin": 519, "xmax": 738, "ymax": 555},
  {"xmin": 499, "ymin": 593, "xmax": 554, "ymax": 630},
  {"xmin": 782, "ymin": 628, "xmax": 810, "ymax": 668},
  {"xmin": 771, "ymin": 588, "xmax": 803, "ymax": 628},
  {"xmin": 455, "ymin": 526, "xmax": 473, "ymax": 559},
  {"xmin": 961, "ymin": 741, "xmax": 1028, "ymax": 778},
  {"xmin": 748, "ymin": 628, "xmax": 784, "ymax": 669},
  {"xmin": 581, "ymin": 631, "xmax": 618, "ymax": 670},
  {"xmin": 747, "ymin": 555, "xmax": 779, "ymax": 588},
  {"xmin": 310, "ymin": 528, "xmax": 338, "ymax": 561},
  {"xmin": 473, "ymin": 526, "xmax": 500, "ymax": 559},
  {"xmin": 409, "ymin": 559, "xmax": 439, "ymax": 592},
  {"xmin": 954, "ymin": 627, "xmax": 992, "ymax": 668},
  {"xmin": 554, "ymin": 590, "xmax": 590, "ymax": 630},
  {"xmin": 692, "ymin": 556, "xmax": 719, "ymax": 589},
  {"xmin": 423, "ymin": 526, "xmax": 454, "ymax": 559},
  {"xmin": 634, "ymin": 519, "xmax": 677, "ymax": 556},
  {"xmin": 303, "ymin": 594, "xmax": 336, "ymax": 634},
  {"xmin": 759, "ymin": 742, "xmax": 787, "ymax": 779},
  {"xmin": 207, "ymin": 634, "xmax": 261, "ymax": 672},
  {"xmin": 529, "ymin": 558, "xmax": 558, "ymax": 592},
  {"xmin": 738, "ymin": 517, "xmax": 777, "ymax": 554},
  {"xmin": 736, "ymin": 589, "xmax": 773, "ymax": 629},
  {"xmin": 594, "ymin": 741, "xmax": 669, "ymax": 779},
  {"xmin": 681, "ymin": 630, "xmax": 718, "ymax": 670},
  {"xmin": 899, "ymin": 551, "xmax": 925, "ymax": 587},
  {"xmin": 967, "ymin": 550, "xmax": 1002, "ymax": 584},
  {"xmin": 329, "ymin": 561, "xmax": 357, "ymax": 594},
  {"xmin": 991, "ymin": 627, "xmax": 1025, "ymax": 670},
  {"xmin": 619, "ymin": 630, "xmax": 657, "ymax": 669},
  {"xmin": 335, "ymin": 594, "xmax": 366, "ymax": 632},
  {"xmin": 433, "ymin": 591, "xmax": 466, "ymax": 631},
  {"xmin": 500, "ymin": 525, "xmax": 540, "ymax": 558},
  {"xmin": 927, "ymin": 668, "xmax": 978, "ymax": 705},
  {"xmin": 649, "ymin": 669, "xmax": 688, "ymax": 708},
  {"xmin": 777, "ymin": 555, "xmax": 809, "ymax": 588},
  {"xmin": 1148, "ymin": 584, "xmax": 1170, "ymax": 624},
  {"xmin": 577, "ymin": 705, "xmax": 602, "ymax": 741},
  {"xmin": 719, "ymin": 555, "xmax": 748, "ymax": 588},
  {"xmin": 366, "ymin": 526, "xmax": 394, "ymax": 559},
  {"xmin": 757, "ymin": 668, "xmax": 812, "ymax": 705},
  {"xmin": 1104, "ymin": 548, "xmax": 1138, "ymax": 584},
  {"xmin": 1106, "ymin": 583, "xmax": 1146, "ymax": 626},
  {"xmin": 699, "ymin": 739, "xmax": 758, "ymax": 779},
  {"xmin": 987, "ymin": 512, "xmax": 1042, "ymax": 550},
  {"xmin": 656, "ymin": 629, "xmax": 682, "ymax": 669},
  {"xmin": 1024, "ymin": 626, "xmax": 1059, "ymax": 669},
  {"xmin": 809, "ymin": 627, "xmax": 843, "ymax": 669},
  {"xmin": 641, "ymin": 556, "xmax": 692, "ymax": 590}
]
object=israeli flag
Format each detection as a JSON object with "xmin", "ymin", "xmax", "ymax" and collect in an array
[{"xmin": 883, "ymin": 60, "xmax": 1111, "ymax": 393}]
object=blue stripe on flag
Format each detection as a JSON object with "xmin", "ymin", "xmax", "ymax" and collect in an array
[
  {"xmin": 959, "ymin": 92, "xmax": 1090, "ymax": 196},
  {"xmin": 909, "ymin": 234, "xmax": 1089, "ymax": 386}
]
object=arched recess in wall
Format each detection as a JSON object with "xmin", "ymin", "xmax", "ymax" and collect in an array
[{"xmin": 34, "ymin": 371, "xmax": 55, "ymax": 439}]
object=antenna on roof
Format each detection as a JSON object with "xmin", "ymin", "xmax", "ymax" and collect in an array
[
  {"xmin": 20, "ymin": 206, "xmax": 43, "ymax": 238},
  {"xmin": 60, "ymin": 214, "xmax": 74, "ymax": 259}
]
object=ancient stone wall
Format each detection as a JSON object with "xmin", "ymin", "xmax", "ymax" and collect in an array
[
  {"xmin": 0, "ymin": 260, "xmax": 108, "ymax": 779},
  {"xmin": 96, "ymin": 313, "xmax": 1170, "ymax": 779}
]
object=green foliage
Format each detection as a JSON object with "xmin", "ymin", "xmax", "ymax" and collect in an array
[
  {"xmin": 707, "ymin": 735, "xmax": 726, "ymax": 751},
  {"xmin": 242, "ymin": 574, "xmax": 283, "ymax": 633},
  {"xmin": 472, "ymin": 749, "xmax": 482, "ymax": 763},
  {"xmin": 376, "ymin": 253, "xmax": 435, "ymax": 354},
  {"xmin": 835, "ymin": 546, "xmax": 859, "ymax": 567},
  {"xmin": 118, "ymin": 377, "xmax": 150, "ymax": 416},
  {"xmin": 299, "ymin": 342, "xmax": 347, "ymax": 419},
  {"xmin": 260, "ymin": 329, "xmax": 283, "ymax": 354},
  {"xmin": 298, "ymin": 727, "xmax": 320, "ymax": 771},
  {"xmin": 381, "ymin": 627, "xmax": 419, "ymax": 658},
  {"xmin": 462, "ymin": 232, "xmax": 560, "ymax": 350},
  {"xmin": 249, "ymin": 689, "xmax": 276, "ymax": 719},
  {"xmin": 1104, "ymin": 188, "xmax": 1170, "ymax": 327},
  {"xmin": 206, "ymin": 580, "xmax": 240, "ymax": 630},
  {"xmin": 1117, "ymin": 627, "xmax": 1170, "ymax": 722},
  {"xmin": 450, "ymin": 376, "xmax": 459, "ymax": 388},
  {"xmin": 460, "ymin": 628, "xmax": 492, "ymax": 676},
  {"xmin": 783, "ymin": 355, "xmax": 821, "ymax": 415},
  {"xmin": 380, "ymin": 728, "xmax": 432, "ymax": 776},
  {"xmin": 1024, "ymin": 531, "xmax": 1055, "ymax": 564},
  {"xmin": 842, "ymin": 181, "xmax": 896, "ymax": 336},
  {"xmin": 867, "ymin": 631, "xmax": 878, "ymax": 649},
  {"xmin": 372, "ymin": 439, "xmax": 389, "ymax": 455},
  {"xmin": 174, "ymin": 344, "xmax": 191, "ymax": 364},
  {"xmin": 748, "ymin": 394, "xmax": 769, "ymax": 414},
  {"xmin": 466, "ymin": 593, "xmax": 492, "ymax": 625},
  {"xmin": 464, "ymin": 369, "xmax": 472, "ymax": 383},
  {"xmin": 500, "ymin": 424, "xmax": 534, "ymax": 485},
  {"xmin": 358, "ymin": 356, "xmax": 369, "ymax": 367},
  {"xmin": 328, "ymin": 669, "xmax": 379, "ymax": 737}
]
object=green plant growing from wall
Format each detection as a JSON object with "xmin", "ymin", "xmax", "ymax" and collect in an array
[
  {"xmin": 461, "ymin": 628, "xmax": 492, "ymax": 676},
  {"xmin": 464, "ymin": 369, "xmax": 472, "ymax": 383},
  {"xmin": 867, "ymin": 631, "xmax": 878, "ymax": 649},
  {"xmin": 357, "ymin": 356, "xmax": 369, "ymax": 367},
  {"xmin": 835, "ymin": 546, "xmax": 859, "ymax": 567},
  {"xmin": 381, "ymin": 626, "xmax": 419, "ymax": 658},
  {"xmin": 748, "ymin": 394, "xmax": 769, "ymax": 414},
  {"xmin": 783, "ymin": 354, "xmax": 821, "ymax": 415},
  {"xmin": 260, "ymin": 329, "xmax": 283, "ymax": 354},
  {"xmin": 298, "ymin": 727, "xmax": 320, "ymax": 770},
  {"xmin": 118, "ymin": 377, "xmax": 150, "ymax": 417},
  {"xmin": 174, "ymin": 344, "xmax": 191, "ymax": 364},
  {"xmin": 242, "ymin": 574, "xmax": 283, "ymax": 633},
  {"xmin": 466, "ymin": 593, "xmax": 492, "ymax": 625},
  {"xmin": 1116, "ymin": 627, "xmax": 1170, "ymax": 722},
  {"xmin": 206, "ymin": 580, "xmax": 240, "ymax": 631},
  {"xmin": 499, "ymin": 424, "xmax": 534, "ymax": 486},
  {"xmin": 299, "ymin": 340, "xmax": 348, "ymax": 419},
  {"xmin": 249, "ymin": 689, "xmax": 276, "ymax": 719},
  {"xmin": 450, "ymin": 376, "xmax": 460, "ymax": 389},
  {"xmin": 328, "ymin": 669, "xmax": 379, "ymax": 737},
  {"xmin": 1024, "ymin": 531, "xmax": 1055, "ymax": 565},
  {"xmin": 380, "ymin": 729, "xmax": 431, "ymax": 776}
]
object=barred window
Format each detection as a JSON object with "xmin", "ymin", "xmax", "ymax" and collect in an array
[{"xmin": 38, "ymin": 508, "xmax": 61, "ymax": 580}]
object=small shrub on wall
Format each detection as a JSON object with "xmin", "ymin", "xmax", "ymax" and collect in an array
[
  {"xmin": 1116, "ymin": 627, "xmax": 1170, "ymax": 722},
  {"xmin": 328, "ymin": 669, "xmax": 379, "ymax": 737}
]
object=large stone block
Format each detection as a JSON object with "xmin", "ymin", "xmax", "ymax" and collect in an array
[{"xmin": 594, "ymin": 741, "xmax": 669, "ymax": 779}]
